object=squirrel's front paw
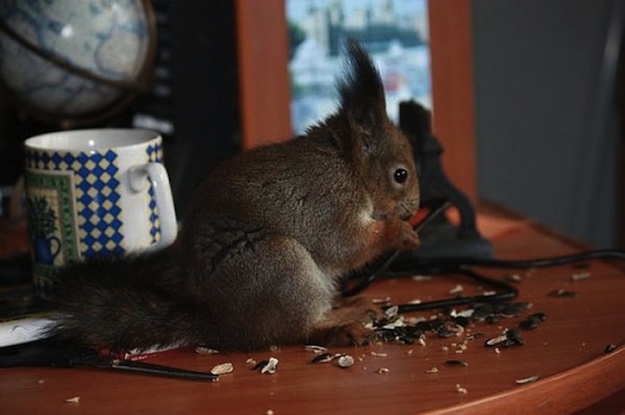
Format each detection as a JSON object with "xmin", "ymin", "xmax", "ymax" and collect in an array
[{"xmin": 396, "ymin": 221, "xmax": 420, "ymax": 250}]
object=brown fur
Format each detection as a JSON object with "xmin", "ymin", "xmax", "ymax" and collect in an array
[{"xmin": 52, "ymin": 41, "xmax": 420, "ymax": 352}]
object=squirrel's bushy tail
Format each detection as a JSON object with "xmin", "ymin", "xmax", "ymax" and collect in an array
[{"xmin": 51, "ymin": 252, "xmax": 216, "ymax": 351}]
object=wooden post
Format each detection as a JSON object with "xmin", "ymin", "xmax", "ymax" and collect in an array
[
  {"xmin": 234, "ymin": 0, "xmax": 293, "ymax": 149},
  {"xmin": 428, "ymin": 0, "xmax": 477, "ymax": 201}
]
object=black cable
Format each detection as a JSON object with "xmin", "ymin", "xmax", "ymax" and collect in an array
[
  {"xmin": 341, "ymin": 200, "xmax": 625, "ymax": 313},
  {"xmin": 389, "ymin": 249, "xmax": 625, "ymax": 275},
  {"xmin": 385, "ymin": 250, "xmax": 625, "ymax": 314},
  {"xmin": 392, "ymin": 267, "xmax": 519, "ymax": 313}
]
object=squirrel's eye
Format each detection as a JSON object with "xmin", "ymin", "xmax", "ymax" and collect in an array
[{"xmin": 393, "ymin": 168, "xmax": 408, "ymax": 184}]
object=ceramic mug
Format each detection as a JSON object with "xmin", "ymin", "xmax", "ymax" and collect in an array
[{"xmin": 23, "ymin": 129, "xmax": 177, "ymax": 297}]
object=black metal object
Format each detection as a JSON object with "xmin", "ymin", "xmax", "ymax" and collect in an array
[{"xmin": 397, "ymin": 100, "xmax": 492, "ymax": 260}]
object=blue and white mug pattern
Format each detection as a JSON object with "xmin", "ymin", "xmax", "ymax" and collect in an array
[{"xmin": 24, "ymin": 129, "xmax": 176, "ymax": 297}]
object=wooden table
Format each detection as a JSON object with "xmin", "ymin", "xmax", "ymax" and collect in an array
[{"xmin": 1, "ymin": 203, "xmax": 624, "ymax": 414}]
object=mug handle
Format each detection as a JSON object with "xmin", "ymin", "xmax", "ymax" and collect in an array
[{"xmin": 128, "ymin": 163, "xmax": 177, "ymax": 251}]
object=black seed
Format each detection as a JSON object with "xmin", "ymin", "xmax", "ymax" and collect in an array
[
  {"xmin": 604, "ymin": 344, "xmax": 617, "ymax": 354},
  {"xmin": 501, "ymin": 302, "xmax": 531, "ymax": 317},
  {"xmin": 311, "ymin": 353, "xmax": 334, "ymax": 364},
  {"xmin": 471, "ymin": 313, "xmax": 487, "ymax": 322},
  {"xmin": 490, "ymin": 302, "xmax": 508, "ymax": 313},
  {"xmin": 402, "ymin": 326, "xmax": 425, "ymax": 338},
  {"xmin": 519, "ymin": 318, "xmax": 539, "ymax": 330},
  {"xmin": 429, "ymin": 318, "xmax": 445, "ymax": 331},
  {"xmin": 454, "ymin": 316, "xmax": 471, "ymax": 327},
  {"xmin": 252, "ymin": 360, "xmax": 270, "ymax": 371},
  {"xmin": 474, "ymin": 303, "xmax": 494, "ymax": 313},
  {"xmin": 414, "ymin": 321, "xmax": 432, "ymax": 332},
  {"xmin": 502, "ymin": 339, "xmax": 522, "ymax": 348},
  {"xmin": 376, "ymin": 328, "xmax": 398, "ymax": 341},
  {"xmin": 399, "ymin": 335, "xmax": 415, "ymax": 345},
  {"xmin": 487, "ymin": 337, "xmax": 522, "ymax": 348},
  {"xmin": 437, "ymin": 328, "xmax": 455, "ymax": 338},
  {"xmin": 519, "ymin": 312, "xmax": 548, "ymax": 331},
  {"xmin": 471, "ymin": 307, "xmax": 491, "ymax": 321},
  {"xmin": 486, "ymin": 329, "xmax": 525, "ymax": 348},
  {"xmin": 485, "ymin": 314, "xmax": 501, "ymax": 324},
  {"xmin": 505, "ymin": 329, "xmax": 524, "ymax": 345},
  {"xmin": 445, "ymin": 359, "xmax": 469, "ymax": 367},
  {"xmin": 373, "ymin": 319, "xmax": 389, "ymax": 328},
  {"xmin": 528, "ymin": 312, "xmax": 548, "ymax": 322}
]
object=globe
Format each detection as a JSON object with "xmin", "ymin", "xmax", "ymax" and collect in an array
[{"xmin": 0, "ymin": 0, "xmax": 155, "ymax": 125}]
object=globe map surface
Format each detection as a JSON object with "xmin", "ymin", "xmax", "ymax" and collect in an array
[{"xmin": 0, "ymin": 0, "xmax": 151, "ymax": 118}]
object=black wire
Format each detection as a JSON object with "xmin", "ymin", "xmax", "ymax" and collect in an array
[
  {"xmin": 341, "ymin": 203, "xmax": 625, "ymax": 312},
  {"xmin": 390, "ymin": 249, "xmax": 625, "ymax": 273},
  {"xmin": 392, "ymin": 268, "xmax": 519, "ymax": 314},
  {"xmin": 384, "ymin": 249, "xmax": 625, "ymax": 314},
  {"xmin": 338, "ymin": 189, "xmax": 625, "ymax": 314}
]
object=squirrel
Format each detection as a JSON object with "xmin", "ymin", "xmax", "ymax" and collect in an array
[{"xmin": 52, "ymin": 40, "xmax": 421, "ymax": 352}]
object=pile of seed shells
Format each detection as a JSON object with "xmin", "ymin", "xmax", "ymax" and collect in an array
[{"xmin": 369, "ymin": 300, "xmax": 545, "ymax": 349}]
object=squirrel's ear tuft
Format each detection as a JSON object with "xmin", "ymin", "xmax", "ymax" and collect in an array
[{"xmin": 336, "ymin": 39, "xmax": 386, "ymax": 126}]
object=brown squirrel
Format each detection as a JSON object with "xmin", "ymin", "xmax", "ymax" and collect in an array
[{"xmin": 52, "ymin": 40, "xmax": 420, "ymax": 352}]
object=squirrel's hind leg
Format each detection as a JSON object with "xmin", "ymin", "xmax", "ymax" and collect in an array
[
  {"xmin": 198, "ymin": 232, "xmax": 338, "ymax": 350},
  {"xmin": 223, "ymin": 235, "xmax": 382, "ymax": 348}
]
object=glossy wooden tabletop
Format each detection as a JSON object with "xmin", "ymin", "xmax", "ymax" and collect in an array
[{"xmin": 1, "ymin": 203, "xmax": 624, "ymax": 414}]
